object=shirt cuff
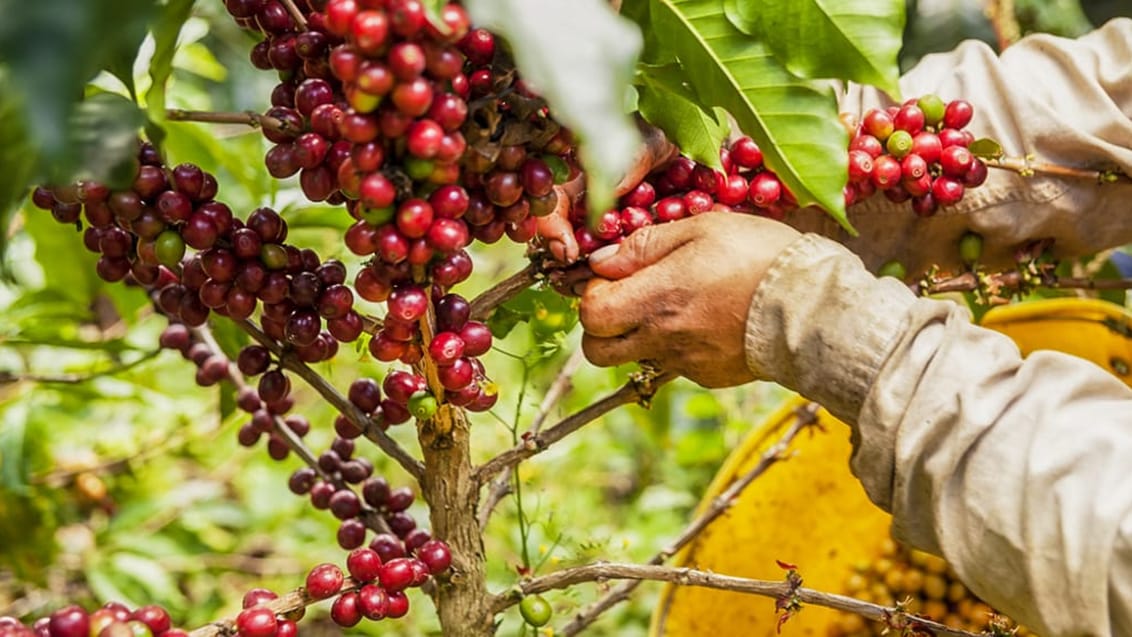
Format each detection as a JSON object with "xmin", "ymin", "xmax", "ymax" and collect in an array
[{"xmin": 744, "ymin": 233, "xmax": 917, "ymax": 423}]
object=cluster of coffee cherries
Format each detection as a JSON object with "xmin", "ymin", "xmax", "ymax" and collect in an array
[
  {"xmin": 0, "ymin": 603, "xmax": 183, "ymax": 637},
  {"xmin": 828, "ymin": 538, "xmax": 1033, "ymax": 637},
  {"xmin": 568, "ymin": 135, "xmax": 794, "ymax": 254},
  {"xmin": 845, "ymin": 95, "xmax": 988, "ymax": 216},
  {"xmin": 303, "ymin": 540, "xmax": 450, "ymax": 629},
  {"xmin": 30, "ymin": 146, "xmax": 367, "ymax": 367}
]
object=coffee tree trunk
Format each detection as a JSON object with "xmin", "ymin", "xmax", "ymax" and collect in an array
[{"xmin": 419, "ymin": 405, "xmax": 494, "ymax": 637}]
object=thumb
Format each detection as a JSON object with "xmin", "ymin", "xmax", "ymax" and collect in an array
[{"xmin": 588, "ymin": 220, "xmax": 695, "ymax": 280}]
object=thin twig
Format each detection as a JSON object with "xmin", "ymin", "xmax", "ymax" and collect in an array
[
  {"xmin": 491, "ymin": 563, "xmax": 982, "ymax": 637},
  {"xmin": 469, "ymin": 264, "xmax": 538, "ymax": 321},
  {"xmin": 195, "ymin": 323, "xmax": 396, "ymax": 534},
  {"xmin": 234, "ymin": 319, "xmax": 425, "ymax": 482},
  {"xmin": 918, "ymin": 270, "xmax": 1132, "ymax": 297},
  {"xmin": 279, "ymin": 0, "xmax": 308, "ymax": 29},
  {"xmin": 188, "ymin": 578, "xmax": 363, "ymax": 637},
  {"xmin": 474, "ymin": 370, "xmax": 675, "ymax": 485},
  {"xmin": 477, "ymin": 348, "xmax": 587, "ymax": 529},
  {"xmin": 558, "ymin": 402, "xmax": 821, "ymax": 635},
  {"xmin": 985, "ymin": 156, "xmax": 1132, "ymax": 184},
  {"xmin": 165, "ymin": 109, "xmax": 297, "ymax": 137},
  {"xmin": 0, "ymin": 348, "xmax": 162, "ymax": 385}
]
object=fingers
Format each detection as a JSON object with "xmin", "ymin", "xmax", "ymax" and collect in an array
[
  {"xmin": 614, "ymin": 122, "xmax": 679, "ymax": 197},
  {"xmin": 577, "ymin": 277, "xmax": 647, "ymax": 337},
  {"xmin": 536, "ymin": 186, "xmax": 579, "ymax": 263},
  {"xmin": 582, "ymin": 330, "xmax": 654, "ymax": 368},
  {"xmin": 587, "ymin": 219, "xmax": 698, "ymax": 280}
]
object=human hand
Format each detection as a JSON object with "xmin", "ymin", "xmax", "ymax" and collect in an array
[
  {"xmin": 536, "ymin": 122, "xmax": 678, "ymax": 264},
  {"xmin": 579, "ymin": 212, "xmax": 801, "ymax": 388}
]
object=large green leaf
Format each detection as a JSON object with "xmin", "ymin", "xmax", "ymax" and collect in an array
[
  {"xmin": 60, "ymin": 93, "xmax": 147, "ymax": 189},
  {"xmin": 146, "ymin": 0, "xmax": 197, "ymax": 149},
  {"xmin": 0, "ymin": 0, "xmax": 154, "ymax": 164},
  {"xmin": 636, "ymin": 65, "xmax": 729, "ymax": 171},
  {"xmin": 649, "ymin": 0, "xmax": 853, "ymax": 232},
  {"xmin": 465, "ymin": 0, "xmax": 642, "ymax": 215},
  {"xmin": 723, "ymin": 0, "xmax": 904, "ymax": 98}
]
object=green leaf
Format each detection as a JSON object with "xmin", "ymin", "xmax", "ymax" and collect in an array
[
  {"xmin": 650, "ymin": 0, "xmax": 853, "ymax": 232},
  {"xmin": 55, "ymin": 93, "xmax": 146, "ymax": 190},
  {"xmin": 146, "ymin": 0, "xmax": 197, "ymax": 149},
  {"xmin": 969, "ymin": 137, "xmax": 1004, "ymax": 159},
  {"xmin": 0, "ymin": 74, "xmax": 36, "ymax": 273},
  {"xmin": 0, "ymin": 0, "xmax": 155, "ymax": 165},
  {"xmin": 465, "ymin": 0, "xmax": 643, "ymax": 215},
  {"xmin": 636, "ymin": 64, "xmax": 729, "ymax": 171},
  {"xmin": 723, "ymin": 0, "xmax": 904, "ymax": 98}
]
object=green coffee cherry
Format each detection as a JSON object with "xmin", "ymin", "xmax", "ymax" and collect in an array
[
  {"xmin": 519, "ymin": 595, "xmax": 552, "ymax": 627},
  {"xmin": 917, "ymin": 94, "xmax": 947, "ymax": 128},
  {"xmin": 408, "ymin": 391, "xmax": 438, "ymax": 420},
  {"xmin": 877, "ymin": 260, "xmax": 907, "ymax": 280},
  {"xmin": 154, "ymin": 230, "xmax": 186, "ymax": 269},
  {"xmin": 958, "ymin": 231, "xmax": 984, "ymax": 265}
]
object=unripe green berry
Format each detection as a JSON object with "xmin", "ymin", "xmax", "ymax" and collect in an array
[
  {"xmin": 519, "ymin": 595, "xmax": 552, "ymax": 627},
  {"xmin": 408, "ymin": 391, "xmax": 438, "ymax": 420},
  {"xmin": 885, "ymin": 130, "xmax": 914, "ymax": 159},
  {"xmin": 359, "ymin": 205, "xmax": 396, "ymax": 226},
  {"xmin": 155, "ymin": 230, "xmax": 186, "ymax": 269},
  {"xmin": 958, "ymin": 231, "xmax": 984, "ymax": 265},
  {"xmin": 404, "ymin": 157, "xmax": 435, "ymax": 181},
  {"xmin": 917, "ymin": 94, "xmax": 946, "ymax": 127},
  {"xmin": 877, "ymin": 260, "xmax": 907, "ymax": 280}
]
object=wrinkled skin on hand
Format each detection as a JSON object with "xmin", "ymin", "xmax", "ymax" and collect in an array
[{"xmin": 579, "ymin": 213, "xmax": 800, "ymax": 388}]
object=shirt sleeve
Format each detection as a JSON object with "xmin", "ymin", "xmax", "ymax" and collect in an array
[
  {"xmin": 785, "ymin": 17, "xmax": 1132, "ymax": 276},
  {"xmin": 746, "ymin": 233, "xmax": 1132, "ymax": 636}
]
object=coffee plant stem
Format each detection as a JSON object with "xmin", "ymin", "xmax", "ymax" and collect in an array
[
  {"xmin": 0, "ymin": 348, "xmax": 162, "ymax": 385},
  {"xmin": 187, "ymin": 578, "xmax": 364, "ymax": 637},
  {"xmin": 468, "ymin": 264, "xmax": 539, "ymax": 322},
  {"xmin": 234, "ymin": 318, "xmax": 426, "ymax": 481},
  {"xmin": 474, "ymin": 370, "xmax": 676, "ymax": 486},
  {"xmin": 497, "ymin": 563, "xmax": 982, "ymax": 637},
  {"xmin": 418, "ymin": 406, "xmax": 494, "ymax": 637},
  {"xmin": 556, "ymin": 403, "xmax": 820, "ymax": 636},
  {"xmin": 985, "ymin": 156, "xmax": 1132, "ymax": 184},
  {"xmin": 165, "ymin": 109, "xmax": 298, "ymax": 138},
  {"xmin": 277, "ymin": 0, "xmax": 308, "ymax": 30}
]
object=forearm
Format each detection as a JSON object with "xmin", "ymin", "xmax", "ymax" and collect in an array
[
  {"xmin": 747, "ymin": 234, "xmax": 1132, "ymax": 636},
  {"xmin": 788, "ymin": 17, "xmax": 1132, "ymax": 274}
]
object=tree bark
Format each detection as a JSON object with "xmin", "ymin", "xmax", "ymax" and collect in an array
[{"xmin": 419, "ymin": 404, "xmax": 494, "ymax": 636}]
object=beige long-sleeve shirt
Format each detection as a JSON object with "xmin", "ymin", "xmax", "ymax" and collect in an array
[{"xmin": 745, "ymin": 18, "xmax": 1132, "ymax": 637}]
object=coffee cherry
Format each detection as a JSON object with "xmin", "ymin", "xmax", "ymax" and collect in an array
[
  {"xmin": 917, "ymin": 94, "xmax": 946, "ymax": 127},
  {"xmin": 357, "ymin": 584, "xmax": 388, "ymax": 620},
  {"xmin": 378, "ymin": 558, "xmax": 415, "ymax": 592},
  {"xmin": 416, "ymin": 539, "xmax": 452, "ymax": 574},
  {"xmin": 958, "ymin": 231, "xmax": 984, "ymax": 265},
  {"xmin": 337, "ymin": 519, "xmax": 367, "ymax": 549},
  {"xmin": 870, "ymin": 155, "xmax": 902, "ymax": 190},
  {"xmin": 385, "ymin": 590, "xmax": 410, "ymax": 619},
  {"xmin": 330, "ymin": 591, "xmax": 362, "ymax": 627},
  {"xmin": 940, "ymin": 145, "xmax": 974, "ymax": 177},
  {"xmin": 519, "ymin": 595, "xmax": 552, "ymax": 627},
  {"xmin": 885, "ymin": 130, "xmax": 914, "ymax": 158},
  {"xmin": 329, "ymin": 489, "xmax": 362, "ymax": 520},
  {"xmin": 48, "ymin": 607, "xmax": 89, "ymax": 637},
  {"xmin": 234, "ymin": 608, "xmax": 276, "ymax": 637},
  {"xmin": 347, "ymin": 547, "xmax": 384, "ymax": 583},
  {"xmin": 943, "ymin": 99, "xmax": 974, "ymax": 129},
  {"xmin": 877, "ymin": 260, "xmax": 907, "ymax": 279},
  {"xmin": 862, "ymin": 109, "xmax": 894, "ymax": 141},
  {"xmin": 408, "ymin": 392, "xmax": 438, "ymax": 420},
  {"xmin": 847, "ymin": 150, "xmax": 874, "ymax": 183},
  {"xmin": 931, "ymin": 176, "xmax": 965, "ymax": 207},
  {"xmin": 129, "ymin": 608, "xmax": 169, "ymax": 637},
  {"xmin": 305, "ymin": 563, "xmax": 345, "ymax": 600}
]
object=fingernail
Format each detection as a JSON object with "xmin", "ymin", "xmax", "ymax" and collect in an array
[{"xmin": 588, "ymin": 244, "xmax": 619, "ymax": 265}]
